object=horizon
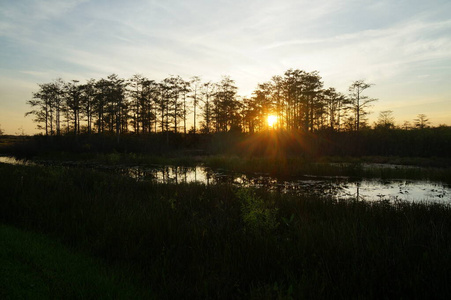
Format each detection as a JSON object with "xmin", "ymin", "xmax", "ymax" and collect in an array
[{"xmin": 1, "ymin": 0, "xmax": 451, "ymax": 135}]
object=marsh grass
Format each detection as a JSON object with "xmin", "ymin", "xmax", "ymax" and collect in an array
[
  {"xmin": 0, "ymin": 224, "xmax": 152, "ymax": 299},
  {"xmin": 2, "ymin": 163, "xmax": 451, "ymax": 298}
]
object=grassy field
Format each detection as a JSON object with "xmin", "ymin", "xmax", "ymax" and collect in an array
[{"xmin": 2, "ymin": 162, "xmax": 451, "ymax": 298}]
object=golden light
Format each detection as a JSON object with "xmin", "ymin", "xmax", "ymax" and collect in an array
[{"xmin": 267, "ymin": 115, "xmax": 277, "ymax": 128}]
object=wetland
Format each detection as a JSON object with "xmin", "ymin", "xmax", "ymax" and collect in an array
[{"xmin": 2, "ymin": 132, "xmax": 451, "ymax": 299}]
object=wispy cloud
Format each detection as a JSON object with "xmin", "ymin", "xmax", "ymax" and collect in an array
[
  {"xmin": 0, "ymin": 0, "xmax": 88, "ymax": 36},
  {"xmin": 1, "ymin": 0, "xmax": 450, "ymax": 133}
]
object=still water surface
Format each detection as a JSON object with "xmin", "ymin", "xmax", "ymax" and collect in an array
[
  {"xmin": 119, "ymin": 165, "xmax": 450, "ymax": 204},
  {"xmin": 2, "ymin": 156, "xmax": 449, "ymax": 204}
]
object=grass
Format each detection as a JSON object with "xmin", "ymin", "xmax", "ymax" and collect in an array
[
  {"xmin": 2, "ymin": 162, "xmax": 451, "ymax": 298},
  {"xmin": 0, "ymin": 224, "xmax": 152, "ymax": 299}
]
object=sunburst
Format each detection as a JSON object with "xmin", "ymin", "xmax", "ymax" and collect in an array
[{"xmin": 267, "ymin": 115, "xmax": 277, "ymax": 128}]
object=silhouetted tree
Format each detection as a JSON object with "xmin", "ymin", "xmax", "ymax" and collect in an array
[
  {"xmin": 402, "ymin": 120, "xmax": 412, "ymax": 130},
  {"xmin": 414, "ymin": 114, "xmax": 430, "ymax": 129},
  {"xmin": 213, "ymin": 76, "xmax": 240, "ymax": 132},
  {"xmin": 25, "ymin": 83, "xmax": 51, "ymax": 135},
  {"xmin": 270, "ymin": 75, "xmax": 284, "ymax": 129},
  {"xmin": 179, "ymin": 77, "xmax": 190, "ymax": 134},
  {"xmin": 25, "ymin": 79, "xmax": 65, "ymax": 135},
  {"xmin": 128, "ymin": 74, "xmax": 145, "ymax": 134},
  {"xmin": 302, "ymin": 71, "xmax": 323, "ymax": 131},
  {"xmin": 65, "ymin": 80, "xmax": 82, "ymax": 135},
  {"xmin": 80, "ymin": 79, "xmax": 96, "ymax": 134},
  {"xmin": 375, "ymin": 110, "xmax": 395, "ymax": 129},
  {"xmin": 200, "ymin": 81, "xmax": 214, "ymax": 133},
  {"xmin": 250, "ymin": 82, "xmax": 273, "ymax": 131},
  {"xmin": 348, "ymin": 80, "xmax": 377, "ymax": 131},
  {"xmin": 190, "ymin": 76, "xmax": 202, "ymax": 134},
  {"xmin": 93, "ymin": 78, "xmax": 109, "ymax": 133},
  {"xmin": 27, "ymin": 71, "xmax": 427, "ymax": 138},
  {"xmin": 323, "ymin": 87, "xmax": 347, "ymax": 131}
]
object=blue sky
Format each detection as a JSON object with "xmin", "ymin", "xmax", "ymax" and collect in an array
[{"xmin": 1, "ymin": 0, "xmax": 450, "ymax": 134}]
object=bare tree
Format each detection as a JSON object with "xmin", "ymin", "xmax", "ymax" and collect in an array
[{"xmin": 348, "ymin": 80, "xmax": 377, "ymax": 131}]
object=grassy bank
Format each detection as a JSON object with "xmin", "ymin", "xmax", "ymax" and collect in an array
[
  {"xmin": 2, "ymin": 163, "xmax": 451, "ymax": 298},
  {"xmin": 0, "ymin": 224, "xmax": 152, "ymax": 299}
]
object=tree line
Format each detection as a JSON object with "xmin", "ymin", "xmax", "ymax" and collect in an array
[{"xmin": 25, "ymin": 69, "xmax": 437, "ymax": 136}]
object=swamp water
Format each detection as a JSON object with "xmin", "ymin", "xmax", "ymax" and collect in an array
[
  {"xmin": 118, "ymin": 165, "xmax": 450, "ymax": 203},
  {"xmin": 1, "ymin": 156, "xmax": 450, "ymax": 204}
]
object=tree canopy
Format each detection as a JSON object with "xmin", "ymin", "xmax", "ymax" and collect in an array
[{"xmin": 25, "ymin": 69, "xmax": 386, "ymax": 135}]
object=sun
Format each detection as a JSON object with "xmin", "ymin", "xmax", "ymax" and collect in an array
[{"xmin": 267, "ymin": 115, "xmax": 277, "ymax": 128}]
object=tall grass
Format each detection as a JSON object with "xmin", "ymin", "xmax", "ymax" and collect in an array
[
  {"xmin": 2, "ymin": 163, "xmax": 451, "ymax": 298},
  {"xmin": 0, "ymin": 224, "xmax": 152, "ymax": 299}
]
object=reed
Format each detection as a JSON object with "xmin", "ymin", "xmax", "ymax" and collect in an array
[
  {"xmin": 1, "ymin": 163, "xmax": 451, "ymax": 298},
  {"xmin": 0, "ymin": 224, "xmax": 152, "ymax": 299}
]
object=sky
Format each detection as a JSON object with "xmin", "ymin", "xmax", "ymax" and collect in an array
[{"xmin": 0, "ymin": 0, "xmax": 450, "ymax": 134}]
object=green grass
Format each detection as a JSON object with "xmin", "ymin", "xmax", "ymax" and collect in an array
[
  {"xmin": 0, "ymin": 224, "xmax": 152, "ymax": 299},
  {"xmin": 2, "ymin": 162, "xmax": 451, "ymax": 298}
]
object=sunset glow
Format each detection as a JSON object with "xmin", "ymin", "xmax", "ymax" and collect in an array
[
  {"xmin": 267, "ymin": 115, "xmax": 277, "ymax": 128},
  {"xmin": 0, "ymin": 0, "xmax": 450, "ymax": 134}
]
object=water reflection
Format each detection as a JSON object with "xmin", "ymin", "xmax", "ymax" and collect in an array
[
  {"xmin": 0, "ymin": 156, "xmax": 33, "ymax": 165},
  {"xmin": 117, "ymin": 165, "xmax": 451, "ymax": 204},
  {"xmin": 2, "ymin": 156, "xmax": 449, "ymax": 204}
]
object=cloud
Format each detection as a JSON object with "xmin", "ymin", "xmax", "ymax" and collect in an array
[
  {"xmin": 20, "ymin": 70, "xmax": 49, "ymax": 77},
  {"xmin": 1, "ymin": 0, "xmax": 450, "ymax": 133},
  {"xmin": 0, "ymin": 0, "xmax": 89, "ymax": 37}
]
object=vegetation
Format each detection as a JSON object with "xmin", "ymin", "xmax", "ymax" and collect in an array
[
  {"xmin": 4, "ymin": 126, "xmax": 451, "ymax": 160},
  {"xmin": 4, "ymin": 69, "xmax": 449, "ymax": 298},
  {"xmin": 348, "ymin": 80, "xmax": 377, "ymax": 131},
  {"xmin": 25, "ymin": 69, "xmax": 379, "ymax": 136},
  {"xmin": 18, "ymin": 69, "xmax": 450, "ymax": 164},
  {"xmin": 2, "ymin": 163, "xmax": 451, "ymax": 299},
  {"xmin": 0, "ymin": 224, "xmax": 151, "ymax": 299}
]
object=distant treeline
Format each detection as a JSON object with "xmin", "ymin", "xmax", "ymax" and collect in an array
[
  {"xmin": 26, "ymin": 69, "xmax": 404, "ymax": 137},
  {"xmin": 7, "ymin": 127, "xmax": 451, "ymax": 159}
]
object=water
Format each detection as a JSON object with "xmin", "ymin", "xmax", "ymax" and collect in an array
[
  {"xmin": 2, "ymin": 156, "xmax": 450, "ymax": 204},
  {"xmin": 0, "ymin": 156, "xmax": 33, "ymax": 165},
  {"xmin": 118, "ymin": 165, "xmax": 450, "ymax": 204}
]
